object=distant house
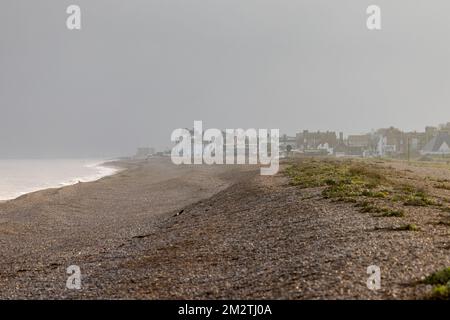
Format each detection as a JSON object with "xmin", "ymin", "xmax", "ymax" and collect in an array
[
  {"xmin": 376, "ymin": 127, "xmax": 405, "ymax": 154},
  {"xmin": 280, "ymin": 134, "xmax": 297, "ymax": 152},
  {"xmin": 317, "ymin": 142, "xmax": 333, "ymax": 155},
  {"xmin": 347, "ymin": 134, "xmax": 370, "ymax": 148},
  {"xmin": 421, "ymin": 132, "xmax": 450, "ymax": 155},
  {"xmin": 376, "ymin": 135, "xmax": 396, "ymax": 156},
  {"xmin": 296, "ymin": 130, "xmax": 337, "ymax": 152},
  {"xmin": 333, "ymin": 143, "xmax": 347, "ymax": 157}
]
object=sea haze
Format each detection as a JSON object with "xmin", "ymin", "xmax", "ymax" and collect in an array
[{"xmin": 0, "ymin": 159, "xmax": 119, "ymax": 201}]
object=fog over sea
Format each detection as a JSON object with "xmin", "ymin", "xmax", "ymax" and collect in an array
[{"xmin": 0, "ymin": 159, "xmax": 119, "ymax": 201}]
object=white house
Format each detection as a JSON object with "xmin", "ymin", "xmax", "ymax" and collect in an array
[{"xmin": 421, "ymin": 132, "xmax": 450, "ymax": 155}]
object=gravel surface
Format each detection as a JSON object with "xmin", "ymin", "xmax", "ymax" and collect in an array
[{"xmin": 0, "ymin": 158, "xmax": 449, "ymax": 299}]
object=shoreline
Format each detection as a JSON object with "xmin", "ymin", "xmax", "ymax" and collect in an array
[{"xmin": 0, "ymin": 158, "xmax": 125, "ymax": 202}]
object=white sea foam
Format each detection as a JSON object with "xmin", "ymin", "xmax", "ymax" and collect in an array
[{"xmin": 0, "ymin": 159, "xmax": 120, "ymax": 201}]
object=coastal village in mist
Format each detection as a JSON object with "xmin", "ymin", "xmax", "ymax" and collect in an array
[{"xmin": 135, "ymin": 122, "xmax": 450, "ymax": 160}]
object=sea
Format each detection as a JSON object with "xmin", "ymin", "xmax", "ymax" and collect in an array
[{"xmin": 0, "ymin": 159, "xmax": 119, "ymax": 201}]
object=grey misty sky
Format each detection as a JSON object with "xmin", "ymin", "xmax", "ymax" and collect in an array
[{"xmin": 1, "ymin": 0, "xmax": 450, "ymax": 158}]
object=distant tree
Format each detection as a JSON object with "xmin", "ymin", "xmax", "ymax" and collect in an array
[{"xmin": 286, "ymin": 145, "xmax": 292, "ymax": 157}]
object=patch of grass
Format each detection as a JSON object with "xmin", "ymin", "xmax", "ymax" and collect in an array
[
  {"xmin": 356, "ymin": 201, "xmax": 384, "ymax": 213},
  {"xmin": 430, "ymin": 285, "xmax": 450, "ymax": 299},
  {"xmin": 354, "ymin": 200, "xmax": 404, "ymax": 217},
  {"xmin": 285, "ymin": 160, "xmax": 392, "ymax": 203},
  {"xmin": 354, "ymin": 200, "xmax": 373, "ymax": 208},
  {"xmin": 393, "ymin": 184, "xmax": 441, "ymax": 207},
  {"xmin": 347, "ymin": 165, "xmax": 385, "ymax": 187},
  {"xmin": 331, "ymin": 197, "xmax": 357, "ymax": 203},
  {"xmin": 390, "ymin": 194, "xmax": 406, "ymax": 202},
  {"xmin": 395, "ymin": 223, "xmax": 420, "ymax": 231},
  {"xmin": 396, "ymin": 184, "xmax": 416, "ymax": 194},
  {"xmin": 425, "ymin": 267, "xmax": 450, "ymax": 285},
  {"xmin": 435, "ymin": 183, "xmax": 450, "ymax": 190},
  {"xmin": 286, "ymin": 160, "xmax": 386, "ymax": 190},
  {"xmin": 380, "ymin": 209, "xmax": 405, "ymax": 217},
  {"xmin": 285, "ymin": 161, "xmax": 348, "ymax": 189},
  {"xmin": 322, "ymin": 184, "xmax": 366, "ymax": 200},
  {"xmin": 404, "ymin": 191, "xmax": 438, "ymax": 207},
  {"xmin": 361, "ymin": 189, "xmax": 390, "ymax": 198},
  {"xmin": 285, "ymin": 159, "xmax": 444, "ymax": 218},
  {"xmin": 424, "ymin": 267, "xmax": 450, "ymax": 299}
]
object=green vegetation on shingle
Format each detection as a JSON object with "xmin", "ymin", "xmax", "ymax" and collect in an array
[
  {"xmin": 354, "ymin": 200, "xmax": 404, "ymax": 217},
  {"xmin": 424, "ymin": 267, "xmax": 450, "ymax": 285},
  {"xmin": 424, "ymin": 267, "xmax": 450, "ymax": 299},
  {"xmin": 404, "ymin": 191, "xmax": 438, "ymax": 207},
  {"xmin": 285, "ymin": 159, "xmax": 444, "ymax": 214},
  {"xmin": 380, "ymin": 209, "xmax": 405, "ymax": 217},
  {"xmin": 395, "ymin": 223, "xmax": 419, "ymax": 231},
  {"xmin": 431, "ymin": 285, "xmax": 450, "ymax": 299}
]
